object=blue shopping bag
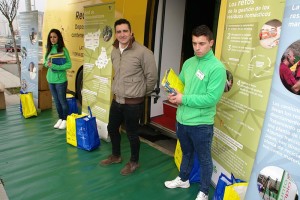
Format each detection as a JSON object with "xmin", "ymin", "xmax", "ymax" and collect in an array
[
  {"xmin": 67, "ymin": 96, "xmax": 78, "ymax": 115},
  {"xmin": 75, "ymin": 106, "xmax": 100, "ymax": 151},
  {"xmin": 213, "ymin": 173, "xmax": 245, "ymax": 200},
  {"xmin": 19, "ymin": 90, "xmax": 25, "ymax": 114}
]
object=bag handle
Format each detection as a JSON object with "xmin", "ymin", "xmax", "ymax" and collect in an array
[
  {"xmin": 219, "ymin": 173, "xmax": 233, "ymax": 185},
  {"xmin": 88, "ymin": 106, "xmax": 92, "ymax": 118},
  {"xmin": 231, "ymin": 173, "xmax": 245, "ymax": 183}
]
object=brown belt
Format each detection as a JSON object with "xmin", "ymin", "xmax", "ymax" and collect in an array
[{"xmin": 113, "ymin": 95, "xmax": 144, "ymax": 105}]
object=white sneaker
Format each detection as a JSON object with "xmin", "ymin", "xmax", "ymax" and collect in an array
[
  {"xmin": 58, "ymin": 120, "xmax": 66, "ymax": 129},
  {"xmin": 164, "ymin": 176, "xmax": 190, "ymax": 189},
  {"xmin": 54, "ymin": 119, "xmax": 62, "ymax": 128},
  {"xmin": 195, "ymin": 191, "xmax": 208, "ymax": 200}
]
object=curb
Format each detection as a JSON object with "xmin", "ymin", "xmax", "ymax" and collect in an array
[{"xmin": 0, "ymin": 61, "xmax": 17, "ymax": 64}]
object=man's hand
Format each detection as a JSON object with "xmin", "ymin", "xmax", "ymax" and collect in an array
[{"xmin": 168, "ymin": 90, "xmax": 182, "ymax": 105}]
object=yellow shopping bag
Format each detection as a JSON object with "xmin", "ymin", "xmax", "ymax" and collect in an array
[
  {"xmin": 174, "ymin": 140, "xmax": 201, "ymax": 183},
  {"xmin": 20, "ymin": 92, "xmax": 37, "ymax": 118},
  {"xmin": 174, "ymin": 140, "xmax": 182, "ymax": 170},
  {"xmin": 66, "ymin": 113, "xmax": 86, "ymax": 147},
  {"xmin": 223, "ymin": 182, "xmax": 248, "ymax": 200}
]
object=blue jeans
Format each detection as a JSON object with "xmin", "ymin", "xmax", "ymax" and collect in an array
[
  {"xmin": 177, "ymin": 122, "xmax": 214, "ymax": 195},
  {"xmin": 49, "ymin": 82, "xmax": 68, "ymax": 120},
  {"xmin": 107, "ymin": 100, "xmax": 143, "ymax": 162}
]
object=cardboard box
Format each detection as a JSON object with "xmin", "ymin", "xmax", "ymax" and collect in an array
[
  {"xmin": 38, "ymin": 90, "xmax": 52, "ymax": 110},
  {"xmin": 0, "ymin": 92, "xmax": 5, "ymax": 110},
  {"xmin": 38, "ymin": 65, "xmax": 49, "ymax": 91}
]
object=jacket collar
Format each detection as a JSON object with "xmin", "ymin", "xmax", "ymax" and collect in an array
[
  {"xmin": 113, "ymin": 36, "xmax": 135, "ymax": 49},
  {"xmin": 196, "ymin": 49, "xmax": 214, "ymax": 61}
]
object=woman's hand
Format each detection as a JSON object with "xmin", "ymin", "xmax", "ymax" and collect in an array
[{"xmin": 47, "ymin": 61, "xmax": 52, "ymax": 67}]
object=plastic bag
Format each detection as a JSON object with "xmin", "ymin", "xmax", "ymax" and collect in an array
[
  {"xmin": 174, "ymin": 140, "xmax": 200, "ymax": 183},
  {"xmin": 20, "ymin": 92, "xmax": 37, "ymax": 118},
  {"xmin": 214, "ymin": 173, "xmax": 233, "ymax": 200},
  {"xmin": 223, "ymin": 182, "xmax": 248, "ymax": 200},
  {"xmin": 213, "ymin": 173, "xmax": 245, "ymax": 200},
  {"xmin": 67, "ymin": 95, "xmax": 78, "ymax": 115},
  {"xmin": 75, "ymin": 106, "xmax": 100, "ymax": 151},
  {"xmin": 66, "ymin": 113, "xmax": 86, "ymax": 147}
]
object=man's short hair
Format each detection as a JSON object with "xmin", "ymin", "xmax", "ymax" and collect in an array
[
  {"xmin": 192, "ymin": 25, "xmax": 213, "ymax": 41},
  {"xmin": 114, "ymin": 18, "xmax": 131, "ymax": 32}
]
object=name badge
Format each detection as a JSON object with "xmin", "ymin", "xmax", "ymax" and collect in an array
[{"xmin": 196, "ymin": 70, "xmax": 205, "ymax": 80}]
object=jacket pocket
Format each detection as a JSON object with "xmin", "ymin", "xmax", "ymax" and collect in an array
[{"xmin": 124, "ymin": 77, "xmax": 145, "ymax": 97}]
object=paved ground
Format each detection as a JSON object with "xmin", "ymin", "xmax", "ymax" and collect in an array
[
  {"xmin": 0, "ymin": 65, "xmax": 21, "ymax": 107},
  {"xmin": 0, "ymin": 36, "xmax": 42, "ymax": 107},
  {"xmin": 0, "ymin": 36, "xmax": 22, "ymax": 107},
  {"xmin": 0, "ymin": 37, "xmax": 21, "ymax": 63}
]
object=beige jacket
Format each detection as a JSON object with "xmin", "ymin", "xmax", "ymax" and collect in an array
[{"xmin": 111, "ymin": 37, "xmax": 158, "ymax": 104}]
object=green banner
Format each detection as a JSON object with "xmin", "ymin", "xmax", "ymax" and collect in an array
[
  {"xmin": 83, "ymin": 3, "xmax": 115, "ymax": 140},
  {"xmin": 213, "ymin": 0, "xmax": 286, "ymax": 184}
]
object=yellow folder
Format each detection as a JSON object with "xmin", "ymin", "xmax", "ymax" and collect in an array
[{"xmin": 161, "ymin": 68, "xmax": 184, "ymax": 94}]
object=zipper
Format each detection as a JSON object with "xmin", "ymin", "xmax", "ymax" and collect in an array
[{"xmin": 179, "ymin": 57, "xmax": 202, "ymax": 123}]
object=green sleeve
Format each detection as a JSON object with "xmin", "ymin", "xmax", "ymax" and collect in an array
[{"xmin": 43, "ymin": 52, "xmax": 49, "ymax": 68}]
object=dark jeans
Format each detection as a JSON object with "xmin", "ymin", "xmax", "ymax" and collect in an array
[
  {"xmin": 107, "ymin": 99, "xmax": 143, "ymax": 162},
  {"xmin": 177, "ymin": 122, "xmax": 214, "ymax": 195},
  {"xmin": 49, "ymin": 81, "xmax": 68, "ymax": 120}
]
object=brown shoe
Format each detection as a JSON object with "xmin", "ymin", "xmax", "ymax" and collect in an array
[
  {"xmin": 120, "ymin": 161, "xmax": 139, "ymax": 175},
  {"xmin": 100, "ymin": 155, "xmax": 122, "ymax": 166}
]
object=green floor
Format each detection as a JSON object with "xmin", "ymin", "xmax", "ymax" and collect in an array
[{"xmin": 0, "ymin": 105, "xmax": 215, "ymax": 200}]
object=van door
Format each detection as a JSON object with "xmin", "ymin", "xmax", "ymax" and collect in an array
[
  {"xmin": 148, "ymin": 0, "xmax": 220, "ymax": 138},
  {"xmin": 149, "ymin": 0, "xmax": 186, "ymax": 138}
]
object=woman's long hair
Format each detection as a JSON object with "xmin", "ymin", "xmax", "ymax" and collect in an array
[{"xmin": 45, "ymin": 29, "xmax": 65, "ymax": 57}]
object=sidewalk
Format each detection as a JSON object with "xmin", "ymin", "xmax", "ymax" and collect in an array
[{"xmin": 0, "ymin": 68, "xmax": 21, "ymax": 107}]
